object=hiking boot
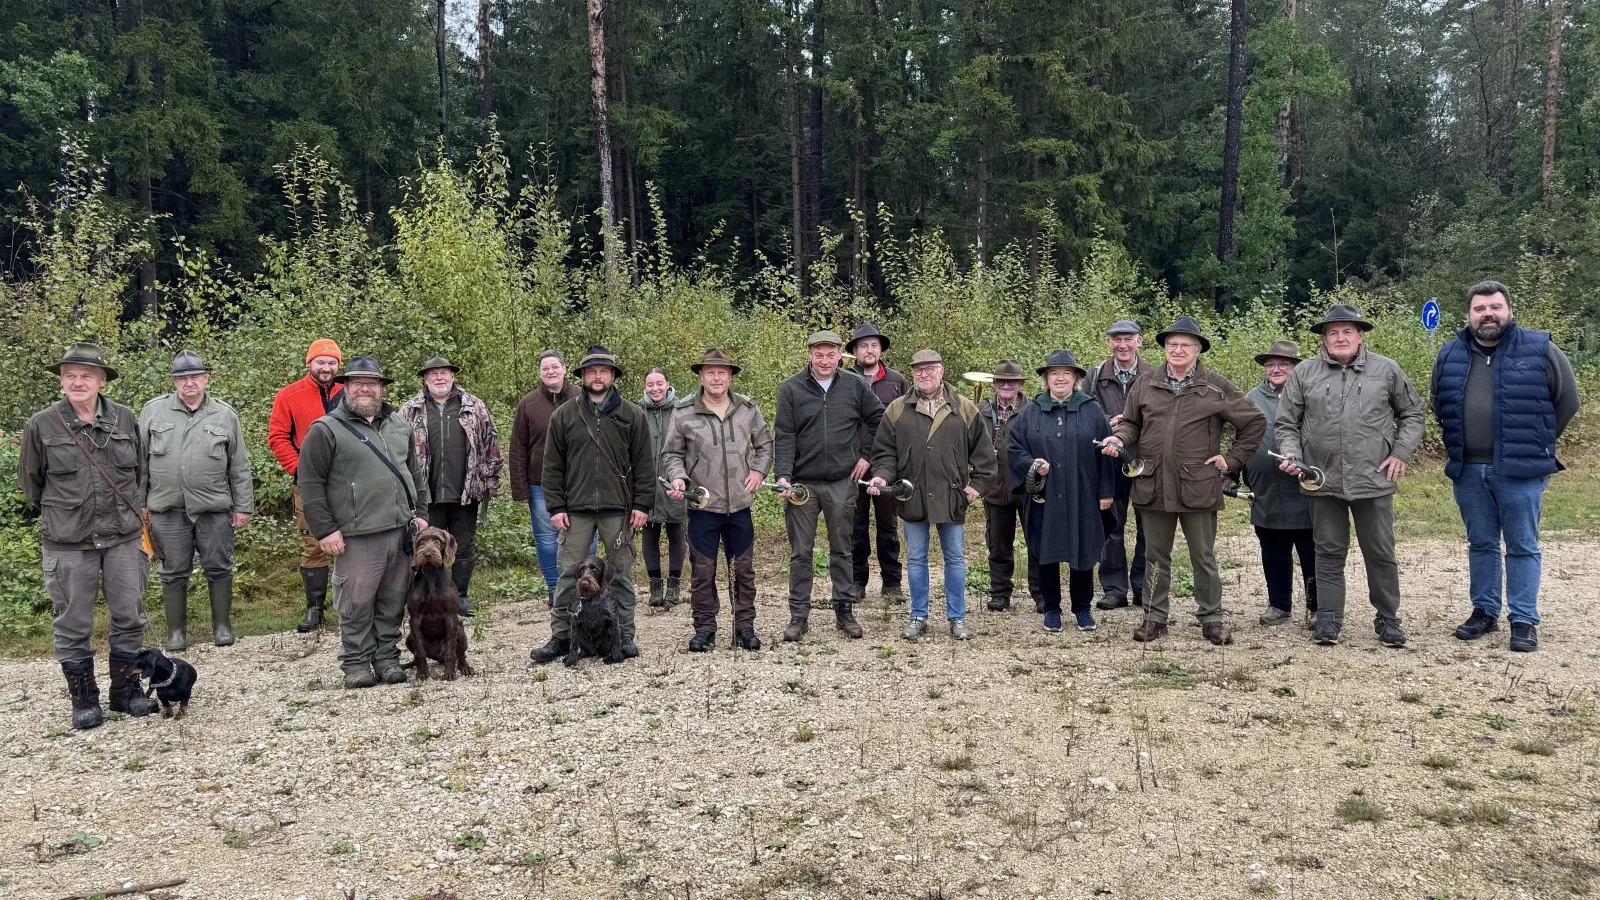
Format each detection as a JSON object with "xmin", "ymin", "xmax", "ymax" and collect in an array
[
  {"xmin": 162, "ymin": 582, "xmax": 188, "ymax": 651},
  {"xmin": 107, "ymin": 651, "xmax": 159, "ymax": 717},
  {"xmin": 529, "ymin": 636, "xmax": 570, "ymax": 664},
  {"xmin": 665, "ymin": 575, "xmax": 682, "ymax": 607},
  {"xmin": 1375, "ymin": 615, "xmax": 1407, "ymax": 648},
  {"xmin": 648, "ymin": 577, "xmax": 666, "ymax": 608},
  {"xmin": 882, "ymin": 583, "xmax": 905, "ymax": 602},
  {"xmin": 375, "ymin": 662, "xmax": 407, "ymax": 684},
  {"xmin": 834, "ymin": 599, "xmax": 864, "ymax": 638},
  {"xmin": 621, "ymin": 641, "xmax": 639, "ymax": 660},
  {"xmin": 734, "ymin": 625, "xmax": 761, "ymax": 651},
  {"xmin": 1131, "ymin": 619, "xmax": 1169, "ymax": 642},
  {"xmin": 949, "ymin": 619, "xmax": 971, "ymax": 641},
  {"xmin": 688, "ymin": 631, "xmax": 717, "ymax": 652},
  {"xmin": 1509, "ymin": 622, "xmax": 1538, "ymax": 652},
  {"xmin": 1096, "ymin": 593, "xmax": 1130, "ymax": 611},
  {"xmin": 1454, "ymin": 608, "xmax": 1499, "ymax": 641},
  {"xmin": 1259, "ymin": 607, "xmax": 1292, "ymax": 627},
  {"xmin": 1312, "ymin": 611, "xmax": 1343, "ymax": 646},
  {"xmin": 296, "ymin": 566, "xmax": 329, "ymax": 633},
  {"xmin": 782, "ymin": 617, "xmax": 809, "ymax": 642},
  {"xmin": 60, "ymin": 659, "xmax": 102, "ymax": 730},
  {"xmin": 986, "ymin": 595, "xmax": 1011, "ymax": 612},
  {"xmin": 1042, "ymin": 610, "xmax": 1063, "ymax": 633},
  {"xmin": 343, "ymin": 668, "xmax": 378, "ymax": 689},
  {"xmin": 902, "ymin": 617, "xmax": 927, "ymax": 640},
  {"xmin": 209, "ymin": 577, "xmax": 235, "ymax": 646},
  {"xmin": 1075, "ymin": 610, "xmax": 1098, "ymax": 632},
  {"xmin": 1202, "ymin": 622, "xmax": 1234, "ymax": 646}
]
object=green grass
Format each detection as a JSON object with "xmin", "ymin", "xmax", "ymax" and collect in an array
[
  {"xmin": 1335, "ymin": 794, "xmax": 1387, "ymax": 824},
  {"xmin": 1419, "ymin": 753, "xmax": 1458, "ymax": 770}
]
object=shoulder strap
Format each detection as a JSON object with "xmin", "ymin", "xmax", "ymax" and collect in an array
[{"xmin": 329, "ymin": 416, "xmax": 415, "ymax": 512}]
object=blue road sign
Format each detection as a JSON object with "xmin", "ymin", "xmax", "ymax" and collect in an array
[{"xmin": 1422, "ymin": 298, "xmax": 1440, "ymax": 331}]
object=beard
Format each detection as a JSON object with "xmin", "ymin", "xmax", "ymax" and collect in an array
[
  {"xmin": 1472, "ymin": 317, "xmax": 1510, "ymax": 342},
  {"xmin": 346, "ymin": 393, "xmax": 383, "ymax": 418}
]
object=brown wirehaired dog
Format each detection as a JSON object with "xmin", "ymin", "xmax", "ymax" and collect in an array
[
  {"xmin": 405, "ymin": 527, "xmax": 474, "ymax": 680},
  {"xmin": 566, "ymin": 555, "xmax": 625, "ymax": 667}
]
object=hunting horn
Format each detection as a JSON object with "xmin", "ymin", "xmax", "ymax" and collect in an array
[
  {"xmin": 962, "ymin": 371, "xmax": 994, "ymax": 405},
  {"xmin": 1092, "ymin": 437, "xmax": 1151, "ymax": 478},
  {"xmin": 1268, "ymin": 450, "xmax": 1327, "ymax": 491},
  {"xmin": 659, "ymin": 477, "xmax": 711, "ymax": 511},
  {"xmin": 857, "ymin": 478, "xmax": 915, "ymax": 502},
  {"xmin": 761, "ymin": 480, "xmax": 811, "ymax": 506}
]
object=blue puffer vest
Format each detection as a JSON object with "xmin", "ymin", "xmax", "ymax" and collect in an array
[{"xmin": 1434, "ymin": 322, "xmax": 1557, "ymax": 480}]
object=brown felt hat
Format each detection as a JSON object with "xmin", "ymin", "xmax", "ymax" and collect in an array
[
  {"xmin": 690, "ymin": 348, "xmax": 742, "ymax": 375},
  {"xmin": 1254, "ymin": 340, "xmax": 1304, "ymax": 365}
]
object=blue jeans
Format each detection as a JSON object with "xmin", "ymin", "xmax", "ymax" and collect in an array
[
  {"xmin": 1452, "ymin": 464, "xmax": 1548, "ymax": 625},
  {"xmin": 903, "ymin": 521, "xmax": 966, "ymax": 621},
  {"xmin": 527, "ymin": 486, "xmax": 596, "ymax": 593}
]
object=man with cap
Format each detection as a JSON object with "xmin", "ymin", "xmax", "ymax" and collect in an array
[
  {"xmin": 661, "ymin": 349, "xmax": 774, "ymax": 652},
  {"xmin": 1087, "ymin": 320, "xmax": 1156, "ymax": 610},
  {"xmin": 510, "ymin": 349, "xmax": 583, "ymax": 601},
  {"xmin": 268, "ymin": 339, "xmax": 344, "ymax": 633},
  {"xmin": 1101, "ymin": 316, "xmax": 1266, "ymax": 646},
  {"xmin": 869, "ymin": 350, "xmax": 996, "ymax": 640},
  {"xmin": 845, "ymin": 323, "xmax": 908, "ymax": 600},
  {"xmin": 529, "ymin": 346, "xmax": 655, "ymax": 664},
  {"xmin": 1277, "ymin": 304, "xmax": 1425, "ymax": 648},
  {"xmin": 1239, "ymin": 341, "xmax": 1317, "ymax": 627},
  {"xmin": 773, "ymin": 330, "xmax": 885, "ymax": 641},
  {"xmin": 138, "ymin": 350, "xmax": 255, "ymax": 650},
  {"xmin": 20, "ymin": 343, "xmax": 159, "ymax": 728},
  {"xmin": 976, "ymin": 360, "xmax": 1042, "ymax": 611},
  {"xmin": 1432, "ymin": 281, "xmax": 1580, "ymax": 653},
  {"xmin": 296, "ymin": 357, "xmax": 430, "ymax": 688},
  {"xmin": 399, "ymin": 354, "xmax": 503, "ymax": 616}
]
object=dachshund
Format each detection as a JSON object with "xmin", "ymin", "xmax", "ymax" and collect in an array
[
  {"xmin": 404, "ymin": 527, "xmax": 474, "ymax": 681},
  {"xmin": 566, "ymin": 555, "xmax": 625, "ymax": 667},
  {"xmin": 128, "ymin": 648, "xmax": 197, "ymax": 719}
]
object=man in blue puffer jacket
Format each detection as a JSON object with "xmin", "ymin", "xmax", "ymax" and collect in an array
[{"xmin": 1431, "ymin": 281, "xmax": 1580, "ymax": 652}]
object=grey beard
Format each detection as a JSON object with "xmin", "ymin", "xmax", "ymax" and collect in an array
[
  {"xmin": 1472, "ymin": 319, "xmax": 1510, "ymax": 342},
  {"xmin": 346, "ymin": 395, "xmax": 382, "ymax": 418}
]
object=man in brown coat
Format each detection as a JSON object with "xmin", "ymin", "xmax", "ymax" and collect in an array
[
  {"xmin": 510, "ymin": 349, "xmax": 582, "ymax": 599},
  {"xmin": 1102, "ymin": 317, "xmax": 1266, "ymax": 645},
  {"xmin": 1087, "ymin": 320, "xmax": 1157, "ymax": 610},
  {"xmin": 868, "ymin": 350, "xmax": 997, "ymax": 640}
]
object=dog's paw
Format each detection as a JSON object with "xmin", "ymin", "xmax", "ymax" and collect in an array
[
  {"xmin": 460, "ymin": 663, "xmax": 475, "ymax": 677},
  {"xmin": 602, "ymin": 651, "xmax": 624, "ymax": 665}
]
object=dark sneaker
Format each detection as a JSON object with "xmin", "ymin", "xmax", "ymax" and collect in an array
[
  {"xmin": 1312, "ymin": 611, "xmax": 1343, "ymax": 645},
  {"xmin": 881, "ymin": 584, "xmax": 905, "ymax": 602},
  {"xmin": 1202, "ymin": 622, "xmax": 1233, "ymax": 646},
  {"xmin": 902, "ymin": 617, "xmax": 928, "ymax": 640},
  {"xmin": 1454, "ymin": 609, "xmax": 1500, "ymax": 641},
  {"xmin": 688, "ymin": 631, "xmax": 716, "ymax": 653},
  {"xmin": 621, "ymin": 642, "xmax": 640, "ymax": 659},
  {"xmin": 1075, "ymin": 610, "xmax": 1098, "ymax": 632},
  {"xmin": 1096, "ymin": 593, "xmax": 1130, "ymax": 611},
  {"xmin": 1374, "ymin": 615, "xmax": 1407, "ymax": 648},
  {"xmin": 1509, "ymin": 622, "xmax": 1538, "ymax": 652},
  {"xmin": 1131, "ymin": 619, "xmax": 1168, "ymax": 642},
  {"xmin": 986, "ymin": 595, "xmax": 1011, "ymax": 612},
  {"xmin": 734, "ymin": 626, "xmax": 761, "ymax": 651},
  {"xmin": 948, "ymin": 619, "xmax": 971, "ymax": 640},
  {"xmin": 1259, "ymin": 607, "xmax": 1292, "ymax": 626},
  {"xmin": 529, "ymin": 637, "xmax": 570, "ymax": 665},
  {"xmin": 1042, "ymin": 611, "xmax": 1063, "ymax": 633}
]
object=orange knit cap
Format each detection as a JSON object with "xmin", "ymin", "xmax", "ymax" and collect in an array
[{"xmin": 305, "ymin": 338, "xmax": 342, "ymax": 365}]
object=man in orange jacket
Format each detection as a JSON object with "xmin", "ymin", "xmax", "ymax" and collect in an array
[{"xmin": 269, "ymin": 339, "xmax": 344, "ymax": 632}]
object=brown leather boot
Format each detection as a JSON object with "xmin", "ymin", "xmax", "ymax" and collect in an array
[
  {"xmin": 1131, "ymin": 619, "xmax": 1169, "ymax": 642},
  {"xmin": 782, "ymin": 618, "xmax": 809, "ymax": 642},
  {"xmin": 833, "ymin": 599, "xmax": 864, "ymax": 639},
  {"xmin": 1202, "ymin": 621, "xmax": 1233, "ymax": 645}
]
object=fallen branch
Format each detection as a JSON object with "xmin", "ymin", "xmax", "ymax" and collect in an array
[{"xmin": 59, "ymin": 877, "xmax": 187, "ymax": 899}]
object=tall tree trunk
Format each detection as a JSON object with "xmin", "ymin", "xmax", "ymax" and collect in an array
[
  {"xmin": 788, "ymin": 51, "xmax": 806, "ymax": 297},
  {"xmin": 588, "ymin": 0, "xmax": 617, "ymax": 276},
  {"xmin": 807, "ymin": 0, "xmax": 825, "ymax": 284},
  {"xmin": 1492, "ymin": 0, "xmax": 1523, "ymax": 195},
  {"xmin": 852, "ymin": 135, "xmax": 864, "ymax": 285},
  {"xmin": 118, "ymin": 0, "xmax": 156, "ymax": 321},
  {"xmin": 478, "ymin": 0, "xmax": 493, "ymax": 119},
  {"xmin": 436, "ymin": 0, "xmax": 451, "ymax": 158},
  {"xmin": 1542, "ymin": 0, "xmax": 1564, "ymax": 199},
  {"xmin": 1278, "ymin": 0, "xmax": 1297, "ymax": 193},
  {"xmin": 975, "ymin": 138, "xmax": 988, "ymax": 273},
  {"xmin": 1216, "ymin": 0, "xmax": 1247, "ymax": 312}
]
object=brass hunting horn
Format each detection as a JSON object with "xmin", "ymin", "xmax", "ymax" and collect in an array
[
  {"xmin": 761, "ymin": 480, "xmax": 811, "ymax": 505},
  {"xmin": 1268, "ymin": 450, "xmax": 1326, "ymax": 491},
  {"xmin": 858, "ymin": 478, "xmax": 915, "ymax": 501},
  {"xmin": 660, "ymin": 477, "xmax": 711, "ymax": 511},
  {"xmin": 1091, "ymin": 438, "xmax": 1151, "ymax": 478},
  {"xmin": 962, "ymin": 371, "xmax": 994, "ymax": 405}
]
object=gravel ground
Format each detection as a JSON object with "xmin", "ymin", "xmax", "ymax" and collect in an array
[{"xmin": 2, "ymin": 535, "xmax": 1598, "ymax": 900}]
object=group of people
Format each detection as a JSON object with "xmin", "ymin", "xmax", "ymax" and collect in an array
[{"xmin": 16, "ymin": 281, "xmax": 1578, "ymax": 728}]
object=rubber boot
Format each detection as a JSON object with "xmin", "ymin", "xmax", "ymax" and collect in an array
[
  {"xmin": 107, "ymin": 651, "xmax": 159, "ymax": 717},
  {"xmin": 452, "ymin": 556, "xmax": 477, "ymax": 616},
  {"xmin": 665, "ymin": 574, "xmax": 682, "ymax": 607},
  {"xmin": 648, "ymin": 577, "xmax": 666, "ymax": 608},
  {"xmin": 209, "ymin": 577, "xmax": 234, "ymax": 646},
  {"xmin": 162, "ymin": 581, "xmax": 189, "ymax": 651},
  {"xmin": 833, "ymin": 598, "xmax": 864, "ymax": 639},
  {"xmin": 60, "ymin": 659, "xmax": 103, "ymax": 730},
  {"xmin": 297, "ymin": 566, "xmax": 328, "ymax": 633}
]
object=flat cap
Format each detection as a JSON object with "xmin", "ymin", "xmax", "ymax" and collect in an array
[{"xmin": 909, "ymin": 349, "xmax": 943, "ymax": 367}]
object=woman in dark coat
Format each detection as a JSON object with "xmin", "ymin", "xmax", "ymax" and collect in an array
[
  {"xmin": 1008, "ymin": 349, "xmax": 1117, "ymax": 633},
  {"xmin": 640, "ymin": 368, "xmax": 688, "ymax": 607},
  {"xmin": 1240, "ymin": 341, "xmax": 1317, "ymax": 626}
]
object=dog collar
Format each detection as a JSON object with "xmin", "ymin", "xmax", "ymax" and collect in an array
[{"xmin": 149, "ymin": 666, "xmax": 178, "ymax": 689}]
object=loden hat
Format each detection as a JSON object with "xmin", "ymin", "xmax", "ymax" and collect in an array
[
  {"xmin": 305, "ymin": 338, "xmax": 343, "ymax": 365},
  {"xmin": 1156, "ymin": 316, "xmax": 1211, "ymax": 353},
  {"xmin": 417, "ymin": 354, "xmax": 461, "ymax": 376},
  {"xmin": 805, "ymin": 330, "xmax": 845, "ymax": 349},
  {"xmin": 168, "ymin": 349, "xmax": 212, "ymax": 377},
  {"xmin": 909, "ymin": 349, "xmax": 943, "ymax": 368},
  {"xmin": 991, "ymin": 360, "xmax": 1026, "ymax": 381},
  {"xmin": 1036, "ymin": 348, "xmax": 1087, "ymax": 378},
  {"xmin": 1309, "ymin": 303, "xmax": 1375, "ymax": 334},
  {"xmin": 333, "ymin": 356, "xmax": 394, "ymax": 385},
  {"xmin": 844, "ymin": 323, "xmax": 892, "ymax": 354},
  {"xmin": 1105, "ymin": 320, "xmax": 1142, "ymax": 337},
  {"xmin": 1254, "ymin": 340, "xmax": 1304, "ymax": 366},
  {"xmin": 576, "ymin": 345, "xmax": 623, "ymax": 377},
  {"xmin": 690, "ymin": 348, "xmax": 742, "ymax": 375},
  {"xmin": 48, "ymin": 342, "xmax": 118, "ymax": 381}
]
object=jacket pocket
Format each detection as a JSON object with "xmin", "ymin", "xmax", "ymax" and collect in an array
[
  {"xmin": 205, "ymin": 425, "xmax": 231, "ymax": 460},
  {"xmin": 1129, "ymin": 459, "xmax": 1159, "ymax": 507},
  {"xmin": 148, "ymin": 422, "xmax": 175, "ymax": 455},
  {"xmin": 1178, "ymin": 463, "xmax": 1223, "ymax": 509},
  {"xmin": 109, "ymin": 432, "xmax": 138, "ymax": 469},
  {"xmin": 41, "ymin": 436, "xmax": 88, "ymax": 508}
]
